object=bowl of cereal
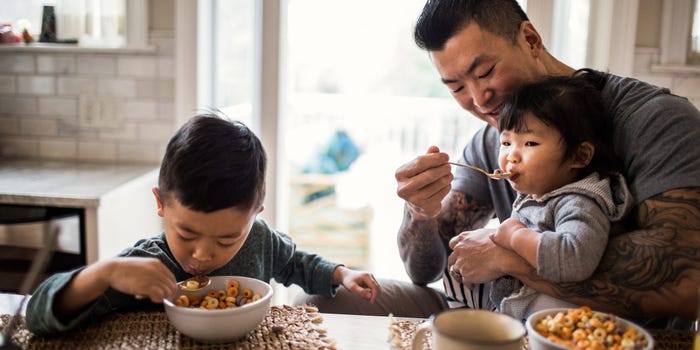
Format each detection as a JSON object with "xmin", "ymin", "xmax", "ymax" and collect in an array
[
  {"xmin": 163, "ymin": 276, "xmax": 273, "ymax": 343},
  {"xmin": 525, "ymin": 307, "xmax": 653, "ymax": 350}
]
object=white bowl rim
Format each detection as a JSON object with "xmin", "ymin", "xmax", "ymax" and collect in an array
[
  {"xmin": 525, "ymin": 307, "xmax": 654, "ymax": 349},
  {"xmin": 163, "ymin": 276, "xmax": 273, "ymax": 313}
]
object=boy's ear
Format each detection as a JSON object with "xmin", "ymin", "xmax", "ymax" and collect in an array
[
  {"xmin": 571, "ymin": 142, "xmax": 595, "ymax": 169},
  {"xmin": 152, "ymin": 187, "xmax": 165, "ymax": 217}
]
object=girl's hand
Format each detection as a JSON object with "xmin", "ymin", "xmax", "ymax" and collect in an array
[
  {"xmin": 333, "ymin": 266, "xmax": 381, "ymax": 303},
  {"xmin": 491, "ymin": 218, "xmax": 526, "ymax": 250}
]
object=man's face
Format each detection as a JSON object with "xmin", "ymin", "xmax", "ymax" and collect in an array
[
  {"xmin": 429, "ymin": 22, "xmax": 544, "ymax": 128},
  {"xmin": 153, "ymin": 188, "xmax": 262, "ymax": 276}
]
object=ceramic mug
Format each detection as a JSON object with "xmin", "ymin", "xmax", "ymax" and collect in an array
[{"xmin": 412, "ymin": 309, "xmax": 525, "ymax": 350}]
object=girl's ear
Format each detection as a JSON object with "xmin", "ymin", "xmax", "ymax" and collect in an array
[
  {"xmin": 152, "ymin": 187, "xmax": 165, "ymax": 217},
  {"xmin": 571, "ymin": 141, "xmax": 595, "ymax": 169}
]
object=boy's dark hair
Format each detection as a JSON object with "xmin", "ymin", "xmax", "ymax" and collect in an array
[
  {"xmin": 158, "ymin": 112, "xmax": 267, "ymax": 212},
  {"xmin": 498, "ymin": 71, "xmax": 618, "ymax": 178},
  {"xmin": 414, "ymin": 0, "xmax": 529, "ymax": 51}
]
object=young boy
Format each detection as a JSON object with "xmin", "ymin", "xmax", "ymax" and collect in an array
[{"xmin": 26, "ymin": 112, "xmax": 381, "ymax": 336}]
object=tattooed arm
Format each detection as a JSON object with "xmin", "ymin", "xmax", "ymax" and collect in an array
[
  {"xmin": 394, "ymin": 146, "xmax": 495, "ymax": 285},
  {"xmin": 510, "ymin": 187, "xmax": 700, "ymax": 320},
  {"xmin": 398, "ymin": 191, "xmax": 495, "ymax": 285}
]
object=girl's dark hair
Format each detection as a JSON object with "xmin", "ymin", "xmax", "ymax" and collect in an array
[
  {"xmin": 414, "ymin": 0, "xmax": 529, "ymax": 51},
  {"xmin": 498, "ymin": 71, "xmax": 618, "ymax": 177},
  {"xmin": 158, "ymin": 111, "xmax": 266, "ymax": 212}
]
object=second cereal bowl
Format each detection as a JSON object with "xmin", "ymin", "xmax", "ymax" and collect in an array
[
  {"xmin": 163, "ymin": 276, "xmax": 273, "ymax": 343},
  {"xmin": 526, "ymin": 308, "xmax": 654, "ymax": 350}
]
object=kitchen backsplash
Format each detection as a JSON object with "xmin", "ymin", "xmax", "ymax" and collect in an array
[{"xmin": 0, "ymin": 31, "xmax": 175, "ymax": 165}]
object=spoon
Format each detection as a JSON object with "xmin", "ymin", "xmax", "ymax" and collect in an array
[
  {"xmin": 448, "ymin": 162, "xmax": 511, "ymax": 180},
  {"xmin": 178, "ymin": 275, "xmax": 211, "ymax": 292},
  {"xmin": 135, "ymin": 275, "xmax": 211, "ymax": 299}
]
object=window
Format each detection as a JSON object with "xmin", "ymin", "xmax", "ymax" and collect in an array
[
  {"xmin": 0, "ymin": 0, "xmax": 147, "ymax": 48},
  {"xmin": 690, "ymin": 0, "xmax": 700, "ymax": 63}
]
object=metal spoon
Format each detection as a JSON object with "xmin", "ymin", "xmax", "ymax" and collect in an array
[
  {"xmin": 135, "ymin": 275, "xmax": 211, "ymax": 299},
  {"xmin": 178, "ymin": 275, "xmax": 211, "ymax": 292},
  {"xmin": 448, "ymin": 162, "xmax": 511, "ymax": 180}
]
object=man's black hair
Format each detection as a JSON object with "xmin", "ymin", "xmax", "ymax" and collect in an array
[{"xmin": 414, "ymin": 0, "xmax": 529, "ymax": 51}]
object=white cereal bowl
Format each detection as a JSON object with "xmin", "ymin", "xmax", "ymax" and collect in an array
[
  {"xmin": 526, "ymin": 308, "xmax": 654, "ymax": 350},
  {"xmin": 163, "ymin": 276, "xmax": 273, "ymax": 343}
]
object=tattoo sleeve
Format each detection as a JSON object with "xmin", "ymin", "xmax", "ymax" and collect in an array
[
  {"xmin": 517, "ymin": 187, "xmax": 700, "ymax": 320},
  {"xmin": 398, "ymin": 190, "xmax": 494, "ymax": 285}
]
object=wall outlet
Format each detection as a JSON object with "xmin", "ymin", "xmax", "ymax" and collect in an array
[{"xmin": 79, "ymin": 96, "xmax": 125, "ymax": 129}]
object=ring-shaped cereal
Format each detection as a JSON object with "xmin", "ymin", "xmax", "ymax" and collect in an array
[
  {"xmin": 242, "ymin": 289, "xmax": 253, "ymax": 298},
  {"xmin": 175, "ymin": 295, "xmax": 190, "ymax": 307},
  {"xmin": 227, "ymin": 280, "xmax": 239, "ymax": 289}
]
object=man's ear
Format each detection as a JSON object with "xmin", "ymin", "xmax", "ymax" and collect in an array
[
  {"xmin": 152, "ymin": 187, "xmax": 165, "ymax": 217},
  {"xmin": 571, "ymin": 142, "xmax": 595, "ymax": 169},
  {"xmin": 521, "ymin": 21, "xmax": 543, "ymax": 56}
]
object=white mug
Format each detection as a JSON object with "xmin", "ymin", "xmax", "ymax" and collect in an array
[{"xmin": 412, "ymin": 309, "xmax": 525, "ymax": 350}]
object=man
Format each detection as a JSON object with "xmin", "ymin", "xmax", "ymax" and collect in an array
[
  {"xmin": 296, "ymin": 0, "xmax": 700, "ymax": 325},
  {"xmin": 395, "ymin": 0, "xmax": 700, "ymax": 325}
]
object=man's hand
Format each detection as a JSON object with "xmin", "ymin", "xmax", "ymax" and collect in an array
[
  {"xmin": 395, "ymin": 146, "xmax": 453, "ymax": 221},
  {"xmin": 448, "ymin": 228, "xmax": 526, "ymax": 284}
]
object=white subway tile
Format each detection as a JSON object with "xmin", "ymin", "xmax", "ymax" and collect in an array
[
  {"xmin": 0, "ymin": 137, "xmax": 39, "ymax": 158},
  {"xmin": 20, "ymin": 118, "xmax": 58, "ymax": 136},
  {"xmin": 118, "ymin": 56, "xmax": 158, "ymax": 77},
  {"xmin": 57, "ymin": 77, "xmax": 97, "ymax": 95},
  {"xmin": 0, "ymin": 54, "xmax": 34, "ymax": 73},
  {"xmin": 78, "ymin": 141, "xmax": 118, "ymax": 161},
  {"xmin": 157, "ymin": 58, "xmax": 174, "ymax": 78},
  {"xmin": 97, "ymin": 78, "xmax": 137, "ymax": 97},
  {"xmin": 136, "ymin": 80, "xmax": 159, "ymax": 99},
  {"xmin": 37, "ymin": 55, "xmax": 77, "ymax": 74},
  {"xmin": 39, "ymin": 97, "xmax": 79, "ymax": 116},
  {"xmin": 39, "ymin": 139, "xmax": 77, "ymax": 159},
  {"xmin": 157, "ymin": 102, "xmax": 174, "ymax": 121},
  {"xmin": 17, "ymin": 76, "xmax": 56, "ymax": 95},
  {"xmin": 77, "ymin": 56, "xmax": 117, "ymax": 75},
  {"xmin": 0, "ymin": 96, "xmax": 38, "ymax": 114},
  {"xmin": 98, "ymin": 123, "xmax": 138, "ymax": 140},
  {"xmin": 137, "ymin": 121, "xmax": 175, "ymax": 141},
  {"xmin": 124, "ymin": 100, "xmax": 158, "ymax": 120},
  {"xmin": 159, "ymin": 80, "xmax": 175, "ymax": 99},
  {"xmin": 0, "ymin": 117, "xmax": 20, "ymax": 134},
  {"xmin": 0, "ymin": 75, "xmax": 16, "ymax": 93},
  {"xmin": 118, "ymin": 143, "xmax": 159, "ymax": 163}
]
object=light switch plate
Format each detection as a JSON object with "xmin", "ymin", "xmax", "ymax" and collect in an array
[{"xmin": 79, "ymin": 95, "xmax": 125, "ymax": 129}]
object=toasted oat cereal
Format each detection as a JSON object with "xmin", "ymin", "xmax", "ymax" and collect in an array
[
  {"xmin": 533, "ymin": 306, "xmax": 649, "ymax": 350},
  {"xmin": 175, "ymin": 278, "xmax": 262, "ymax": 310}
]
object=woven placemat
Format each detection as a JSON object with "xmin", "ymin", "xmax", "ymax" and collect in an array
[
  {"xmin": 387, "ymin": 319, "xmax": 694, "ymax": 350},
  {"xmin": 0, "ymin": 305, "xmax": 336, "ymax": 349}
]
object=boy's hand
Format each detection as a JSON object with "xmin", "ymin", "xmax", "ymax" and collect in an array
[
  {"xmin": 332, "ymin": 266, "xmax": 381, "ymax": 303},
  {"xmin": 106, "ymin": 257, "xmax": 178, "ymax": 303}
]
